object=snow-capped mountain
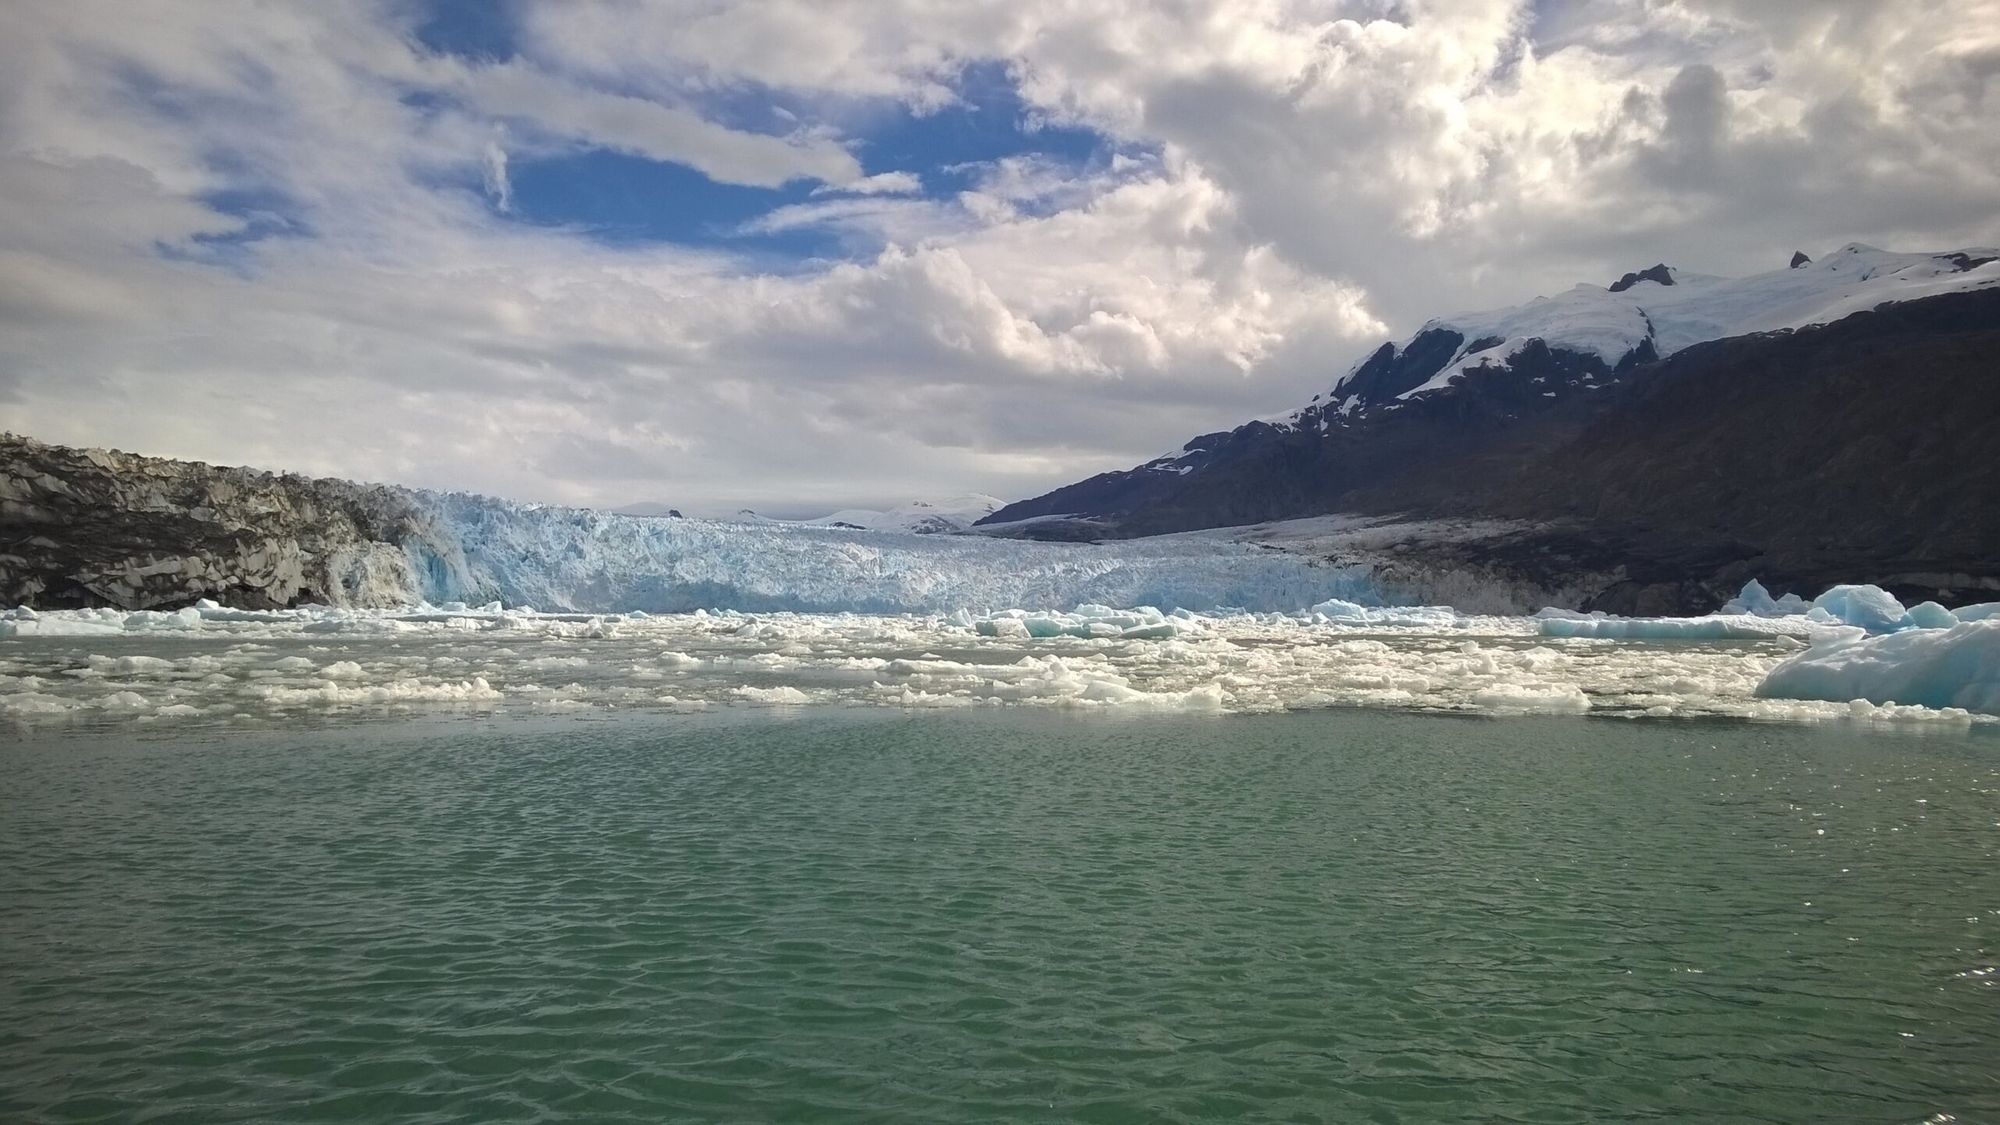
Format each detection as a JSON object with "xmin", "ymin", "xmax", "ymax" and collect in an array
[
  {"xmin": 801, "ymin": 495, "xmax": 1005, "ymax": 534},
  {"xmin": 981, "ymin": 245, "xmax": 2000, "ymax": 610},
  {"xmin": 1132, "ymin": 244, "xmax": 1998, "ymax": 478},
  {"xmin": 612, "ymin": 496, "xmax": 1003, "ymax": 533},
  {"xmin": 610, "ymin": 501, "xmax": 684, "ymax": 518},
  {"xmin": 992, "ymin": 244, "xmax": 1998, "ymax": 500}
]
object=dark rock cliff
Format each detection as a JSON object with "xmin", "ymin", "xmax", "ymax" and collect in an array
[{"xmin": 0, "ymin": 435, "xmax": 458, "ymax": 609}]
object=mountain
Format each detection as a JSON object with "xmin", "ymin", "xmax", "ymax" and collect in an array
[
  {"xmin": 609, "ymin": 496, "xmax": 1002, "ymax": 533},
  {"xmin": 982, "ymin": 245, "xmax": 2000, "ymax": 610},
  {"xmin": 800, "ymin": 495, "xmax": 1005, "ymax": 534},
  {"xmin": 611, "ymin": 501, "xmax": 683, "ymax": 518}
]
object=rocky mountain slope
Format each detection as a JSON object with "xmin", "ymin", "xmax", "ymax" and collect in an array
[
  {"xmin": 0, "ymin": 435, "xmax": 466, "ymax": 609},
  {"xmin": 983, "ymin": 246, "xmax": 2000, "ymax": 610}
]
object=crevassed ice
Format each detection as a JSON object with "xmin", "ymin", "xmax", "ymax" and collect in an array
[
  {"xmin": 369, "ymin": 496, "xmax": 1389, "ymax": 613},
  {"xmin": 2, "ymin": 598, "xmax": 1991, "ymax": 732}
]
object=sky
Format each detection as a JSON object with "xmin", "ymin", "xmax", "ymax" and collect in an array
[{"xmin": 2, "ymin": 1, "xmax": 1997, "ymax": 516}]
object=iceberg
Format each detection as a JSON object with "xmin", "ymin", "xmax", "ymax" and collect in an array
[
  {"xmin": 1557, "ymin": 580, "xmax": 2000, "ymax": 642},
  {"xmin": 1756, "ymin": 620, "xmax": 2000, "ymax": 716},
  {"xmin": 1537, "ymin": 615, "xmax": 1821, "ymax": 641},
  {"xmin": 1308, "ymin": 598, "xmax": 1469, "ymax": 628},
  {"xmin": 1719, "ymin": 579, "xmax": 1809, "ymax": 618},
  {"xmin": 1807, "ymin": 584, "xmax": 1910, "ymax": 633},
  {"xmin": 1949, "ymin": 601, "xmax": 2000, "ymax": 623}
]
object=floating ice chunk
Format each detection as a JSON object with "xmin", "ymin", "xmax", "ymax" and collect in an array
[
  {"xmin": 122, "ymin": 607, "xmax": 204, "ymax": 631},
  {"xmin": 1756, "ymin": 619, "xmax": 2000, "ymax": 715},
  {"xmin": 1470, "ymin": 682, "xmax": 1591, "ymax": 713},
  {"xmin": 1534, "ymin": 606, "xmax": 1606, "ymax": 621},
  {"xmin": 1809, "ymin": 585, "xmax": 1908, "ymax": 633},
  {"xmin": 246, "ymin": 677, "xmax": 501, "ymax": 706},
  {"xmin": 89, "ymin": 654, "xmax": 176, "ymax": 674},
  {"xmin": 300, "ymin": 615, "xmax": 414, "ymax": 635},
  {"xmin": 0, "ymin": 610, "xmax": 128, "ymax": 637},
  {"xmin": 0, "ymin": 692, "xmax": 77, "ymax": 717},
  {"xmin": 1901, "ymin": 601, "xmax": 1958, "ymax": 630},
  {"xmin": 1538, "ymin": 615, "xmax": 1816, "ymax": 640},
  {"xmin": 1310, "ymin": 599, "xmax": 1466, "ymax": 627},
  {"xmin": 731, "ymin": 685, "xmax": 813, "ymax": 704},
  {"xmin": 1721, "ymin": 580, "xmax": 1810, "ymax": 618},
  {"xmin": 1952, "ymin": 601, "xmax": 2000, "ymax": 623},
  {"xmin": 963, "ymin": 606, "xmax": 1184, "ymax": 640}
]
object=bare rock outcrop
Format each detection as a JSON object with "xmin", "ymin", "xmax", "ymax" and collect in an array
[{"xmin": 0, "ymin": 435, "xmax": 459, "ymax": 609}]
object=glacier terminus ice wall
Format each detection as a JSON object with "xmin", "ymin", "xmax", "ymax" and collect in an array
[
  {"xmin": 407, "ymin": 492, "xmax": 1385, "ymax": 614},
  {"xmin": 0, "ymin": 434, "xmax": 1381, "ymax": 615}
]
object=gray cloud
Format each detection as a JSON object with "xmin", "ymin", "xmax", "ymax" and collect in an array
[{"xmin": 0, "ymin": 0, "xmax": 1995, "ymax": 514}]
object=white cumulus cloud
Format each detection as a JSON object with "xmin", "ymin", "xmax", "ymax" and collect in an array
[{"xmin": 0, "ymin": 0, "xmax": 1994, "ymax": 513}]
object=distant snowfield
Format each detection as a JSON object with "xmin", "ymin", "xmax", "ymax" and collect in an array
[
  {"xmin": 3, "ymin": 585, "xmax": 1995, "ymax": 731},
  {"xmin": 620, "ymin": 495, "xmax": 1005, "ymax": 534}
]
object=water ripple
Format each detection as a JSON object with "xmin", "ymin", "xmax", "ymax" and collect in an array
[{"xmin": 3, "ymin": 709, "xmax": 1998, "ymax": 1123}]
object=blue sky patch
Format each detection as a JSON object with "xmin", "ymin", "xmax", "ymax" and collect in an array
[
  {"xmin": 862, "ymin": 61, "xmax": 1107, "ymax": 176},
  {"xmin": 502, "ymin": 149, "xmax": 847, "ymax": 261},
  {"xmin": 414, "ymin": 0, "xmax": 519, "ymax": 61},
  {"xmin": 491, "ymin": 59, "xmax": 1129, "ymax": 258}
]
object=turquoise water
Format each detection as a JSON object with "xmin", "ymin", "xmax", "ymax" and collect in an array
[{"xmin": 3, "ymin": 709, "xmax": 1998, "ymax": 1123}]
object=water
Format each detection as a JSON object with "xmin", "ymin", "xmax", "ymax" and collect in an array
[{"xmin": 4, "ymin": 708, "xmax": 1997, "ymax": 1123}]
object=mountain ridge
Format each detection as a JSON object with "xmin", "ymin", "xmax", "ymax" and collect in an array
[{"xmin": 979, "ymin": 245, "xmax": 2000, "ymax": 611}]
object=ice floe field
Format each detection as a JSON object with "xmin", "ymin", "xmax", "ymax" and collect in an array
[{"xmin": 4, "ymin": 578, "xmax": 1997, "ymax": 733}]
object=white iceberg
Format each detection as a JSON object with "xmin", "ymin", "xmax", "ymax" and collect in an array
[
  {"xmin": 1756, "ymin": 619, "xmax": 2000, "ymax": 716},
  {"xmin": 1719, "ymin": 579, "xmax": 1809, "ymax": 618}
]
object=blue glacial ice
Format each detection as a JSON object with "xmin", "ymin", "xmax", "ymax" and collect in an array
[
  {"xmin": 385, "ymin": 494, "xmax": 1387, "ymax": 615},
  {"xmin": 1542, "ymin": 582, "xmax": 2000, "ymax": 643},
  {"xmin": 1719, "ymin": 579, "xmax": 1809, "ymax": 618},
  {"xmin": 1520, "ymin": 580, "xmax": 2000, "ymax": 717},
  {"xmin": 1536, "ymin": 614, "xmax": 1816, "ymax": 640},
  {"xmin": 1757, "ymin": 619, "xmax": 2000, "ymax": 715}
]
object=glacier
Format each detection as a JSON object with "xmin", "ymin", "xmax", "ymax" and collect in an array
[{"xmin": 401, "ymin": 493, "xmax": 1383, "ymax": 614}]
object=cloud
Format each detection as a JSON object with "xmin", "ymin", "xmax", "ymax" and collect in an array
[
  {"xmin": 0, "ymin": 0, "xmax": 1995, "ymax": 513},
  {"xmin": 481, "ymin": 135, "xmax": 513, "ymax": 211},
  {"xmin": 813, "ymin": 170, "xmax": 923, "ymax": 196},
  {"xmin": 454, "ymin": 62, "xmax": 862, "ymax": 187}
]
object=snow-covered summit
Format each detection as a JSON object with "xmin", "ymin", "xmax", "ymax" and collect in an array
[
  {"xmin": 1121, "ymin": 245, "xmax": 1988, "ymax": 477},
  {"xmin": 800, "ymin": 494, "xmax": 1005, "ymax": 534},
  {"xmin": 1445, "ymin": 244, "xmax": 1986, "ymax": 360},
  {"xmin": 1323, "ymin": 243, "xmax": 1997, "ymax": 413},
  {"xmin": 611, "ymin": 496, "xmax": 1004, "ymax": 534}
]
